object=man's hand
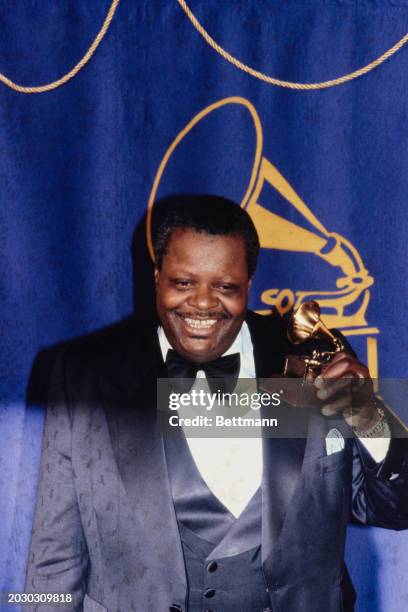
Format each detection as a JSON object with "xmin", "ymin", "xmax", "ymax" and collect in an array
[{"xmin": 314, "ymin": 352, "xmax": 381, "ymax": 432}]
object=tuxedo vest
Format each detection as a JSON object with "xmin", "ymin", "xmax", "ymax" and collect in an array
[{"xmin": 164, "ymin": 429, "xmax": 272, "ymax": 612}]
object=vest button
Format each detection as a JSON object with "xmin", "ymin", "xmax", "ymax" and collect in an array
[
  {"xmin": 203, "ymin": 588, "xmax": 216, "ymax": 598},
  {"xmin": 207, "ymin": 561, "xmax": 218, "ymax": 573}
]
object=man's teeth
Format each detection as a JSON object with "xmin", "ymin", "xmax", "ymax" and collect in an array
[{"xmin": 184, "ymin": 318, "xmax": 218, "ymax": 329}]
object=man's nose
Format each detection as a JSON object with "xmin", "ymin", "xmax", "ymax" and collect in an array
[{"xmin": 188, "ymin": 285, "xmax": 218, "ymax": 311}]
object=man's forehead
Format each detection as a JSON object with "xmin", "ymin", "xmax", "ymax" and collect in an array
[
  {"xmin": 163, "ymin": 229, "xmax": 246, "ymax": 268},
  {"xmin": 166, "ymin": 227, "xmax": 245, "ymax": 251},
  {"xmin": 169, "ymin": 226, "xmax": 227, "ymax": 241}
]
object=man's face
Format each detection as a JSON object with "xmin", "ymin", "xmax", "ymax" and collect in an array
[{"xmin": 155, "ymin": 228, "xmax": 251, "ymax": 362}]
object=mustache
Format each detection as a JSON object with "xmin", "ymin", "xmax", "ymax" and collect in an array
[{"xmin": 175, "ymin": 310, "xmax": 231, "ymax": 319}]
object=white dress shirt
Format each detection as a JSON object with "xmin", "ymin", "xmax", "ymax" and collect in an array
[
  {"xmin": 158, "ymin": 324, "xmax": 389, "ymax": 517},
  {"xmin": 159, "ymin": 323, "xmax": 262, "ymax": 517}
]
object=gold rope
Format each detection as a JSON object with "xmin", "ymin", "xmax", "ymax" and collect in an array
[
  {"xmin": 0, "ymin": 0, "xmax": 120, "ymax": 94},
  {"xmin": 178, "ymin": 0, "xmax": 408, "ymax": 90}
]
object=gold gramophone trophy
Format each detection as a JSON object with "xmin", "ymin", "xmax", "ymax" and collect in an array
[
  {"xmin": 259, "ymin": 300, "xmax": 345, "ymax": 407},
  {"xmin": 284, "ymin": 300, "xmax": 344, "ymax": 381}
]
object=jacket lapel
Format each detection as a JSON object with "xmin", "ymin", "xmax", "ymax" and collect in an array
[
  {"xmin": 246, "ymin": 311, "xmax": 308, "ymax": 562},
  {"xmin": 99, "ymin": 322, "xmax": 187, "ymax": 607},
  {"xmin": 246, "ymin": 309, "xmax": 286, "ymax": 377}
]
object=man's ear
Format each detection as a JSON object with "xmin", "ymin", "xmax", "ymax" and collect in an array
[{"xmin": 154, "ymin": 268, "xmax": 160, "ymax": 286}]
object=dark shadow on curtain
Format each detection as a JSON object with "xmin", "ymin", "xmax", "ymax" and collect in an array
[
  {"xmin": 25, "ymin": 197, "xmax": 168, "ymax": 409},
  {"xmin": 131, "ymin": 210, "xmax": 156, "ymax": 319}
]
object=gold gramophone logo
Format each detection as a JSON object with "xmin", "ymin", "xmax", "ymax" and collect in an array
[{"xmin": 147, "ymin": 96, "xmax": 379, "ymax": 376}]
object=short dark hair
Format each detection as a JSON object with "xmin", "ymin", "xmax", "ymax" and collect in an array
[{"xmin": 152, "ymin": 194, "xmax": 260, "ymax": 277}]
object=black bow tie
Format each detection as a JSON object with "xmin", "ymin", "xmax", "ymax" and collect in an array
[{"xmin": 165, "ymin": 349, "xmax": 240, "ymax": 394}]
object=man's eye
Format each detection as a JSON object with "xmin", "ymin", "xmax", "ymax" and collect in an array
[
  {"xmin": 175, "ymin": 280, "xmax": 192, "ymax": 288},
  {"xmin": 218, "ymin": 284, "xmax": 236, "ymax": 292}
]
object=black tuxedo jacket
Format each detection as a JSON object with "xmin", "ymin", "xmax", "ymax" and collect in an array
[{"xmin": 25, "ymin": 311, "xmax": 408, "ymax": 612}]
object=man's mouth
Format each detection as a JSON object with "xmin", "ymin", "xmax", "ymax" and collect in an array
[
  {"xmin": 184, "ymin": 317, "xmax": 218, "ymax": 330},
  {"xmin": 175, "ymin": 312, "xmax": 227, "ymax": 333}
]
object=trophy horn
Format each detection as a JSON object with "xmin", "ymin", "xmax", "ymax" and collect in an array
[{"xmin": 288, "ymin": 300, "xmax": 343, "ymax": 352}]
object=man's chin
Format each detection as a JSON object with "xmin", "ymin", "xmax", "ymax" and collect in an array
[{"xmin": 177, "ymin": 338, "xmax": 218, "ymax": 362}]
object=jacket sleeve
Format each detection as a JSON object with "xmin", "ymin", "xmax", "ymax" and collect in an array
[
  {"xmin": 25, "ymin": 351, "xmax": 88, "ymax": 610},
  {"xmin": 328, "ymin": 330, "xmax": 408, "ymax": 529},
  {"xmin": 351, "ymin": 409, "xmax": 408, "ymax": 529}
]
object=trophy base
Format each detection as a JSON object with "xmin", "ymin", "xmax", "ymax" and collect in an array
[
  {"xmin": 261, "ymin": 355, "xmax": 322, "ymax": 408},
  {"xmin": 283, "ymin": 354, "xmax": 321, "ymax": 380}
]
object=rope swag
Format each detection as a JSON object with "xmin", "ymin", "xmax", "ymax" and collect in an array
[
  {"xmin": 1, "ymin": 0, "xmax": 407, "ymax": 93},
  {"xmin": 0, "ymin": 0, "xmax": 120, "ymax": 94},
  {"xmin": 177, "ymin": 0, "xmax": 408, "ymax": 90}
]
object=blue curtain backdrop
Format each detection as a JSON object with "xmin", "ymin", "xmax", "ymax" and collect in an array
[{"xmin": 1, "ymin": 1, "xmax": 408, "ymax": 610}]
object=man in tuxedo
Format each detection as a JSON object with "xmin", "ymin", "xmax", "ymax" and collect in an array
[{"xmin": 26, "ymin": 195, "xmax": 408, "ymax": 612}]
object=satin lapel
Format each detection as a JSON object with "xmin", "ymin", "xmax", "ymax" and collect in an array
[
  {"xmin": 246, "ymin": 311, "xmax": 308, "ymax": 561},
  {"xmin": 99, "ymin": 325, "xmax": 187, "ymax": 602},
  {"xmin": 261, "ymin": 435, "xmax": 307, "ymax": 563},
  {"xmin": 246, "ymin": 309, "xmax": 286, "ymax": 377}
]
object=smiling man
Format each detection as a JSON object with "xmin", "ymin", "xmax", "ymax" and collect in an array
[
  {"xmin": 154, "ymin": 213, "xmax": 253, "ymax": 362},
  {"xmin": 25, "ymin": 195, "xmax": 408, "ymax": 612}
]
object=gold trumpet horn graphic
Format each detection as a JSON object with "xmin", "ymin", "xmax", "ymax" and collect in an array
[{"xmin": 243, "ymin": 151, "xmax": 374, "ymax": 328}]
